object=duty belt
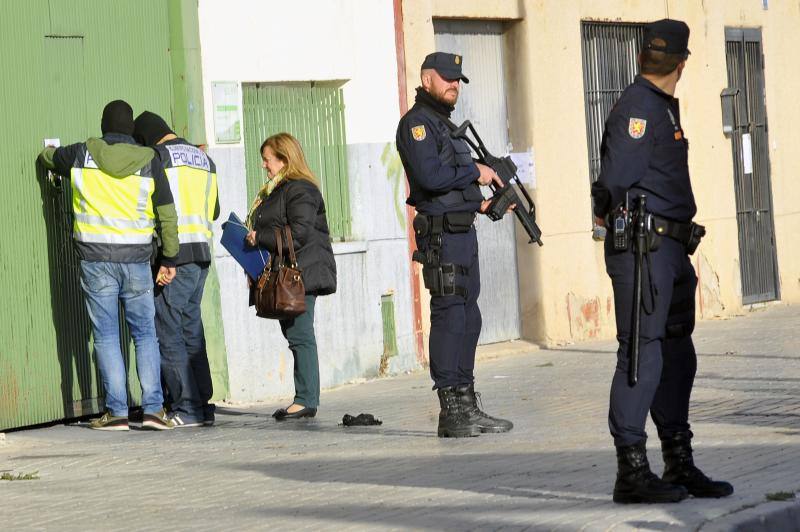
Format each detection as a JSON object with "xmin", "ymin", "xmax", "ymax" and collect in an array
[
  {"xmin": 412, "ymin": 212, "xmax": 474, "ymax": 298},
  {"xmin": 652, "ymin": 216, "xmax": 706, "ymax": 255}
]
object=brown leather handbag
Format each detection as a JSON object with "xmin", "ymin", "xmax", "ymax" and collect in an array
[{"xmin": 254, "ymin": 226, "xmax": 306, "ymax": 319}]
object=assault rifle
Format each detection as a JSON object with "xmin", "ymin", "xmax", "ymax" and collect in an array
[{"xmin": 449, "ymin": 120, "xmax": 543, "ymax": 246}]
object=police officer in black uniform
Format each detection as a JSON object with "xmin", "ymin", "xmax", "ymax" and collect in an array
[
  {"xmin": 592, "ymin": 20, "xmax": 734, "ymax": 503},
  {"xmin": 396, "ymin": 52, "xmax": 513, "ymax": 438}
]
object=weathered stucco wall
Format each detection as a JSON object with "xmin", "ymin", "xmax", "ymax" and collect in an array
[
  {"xmin": 199, "ymin": 0, "xmax": 418, "ymax": 401},
  {"xmin": 401, "ymin": 0, "xmax": 800, "ymax": 346}
]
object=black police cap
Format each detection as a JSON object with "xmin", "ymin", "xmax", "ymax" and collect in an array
[
  {"xmin": 643, "ymin": 19, "xmax": 690, "ymax": 56},
  {"xmin": 421, "ymin": 52, "xmax": 469, "ymax": 83}
]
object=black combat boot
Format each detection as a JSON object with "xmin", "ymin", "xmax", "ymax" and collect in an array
[
  {"xmin": 437, "ymin": 386, "xmax": 480, "ymax": 438},
  {"xmin": 613, "ymin": 442, "xmax": 689, "ymax": 503},
  {"xmin": 661, "ymin": 432, "xmax": 734, "ymax": 498},
  {"xmin": 455, "ymin": 383, "xmax": 513, "ymax": 433}
]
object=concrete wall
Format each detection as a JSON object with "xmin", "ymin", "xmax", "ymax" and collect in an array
[
  {"xmin": 198, "ymin": 0, "xmax": 418, "ymax": 401},
  {"xmin": 401, "ymin": 0, "xmax": 800, "ymax": 346}
]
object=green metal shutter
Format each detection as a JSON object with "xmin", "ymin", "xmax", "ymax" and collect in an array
[
  {"xmin": 242, "ymin": 83, "xmax": 351, "ymax": 239},
  {"xmin": 0, "ymin": 0, "xmax": 176, "ymax": 430}
]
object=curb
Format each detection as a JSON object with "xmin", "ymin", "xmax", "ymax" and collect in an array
[
  {"xmin": 702, "ymin": 499, "xmax": 800, "ymax": 531},
  {"xmin": 475, "ymin": 339, "xmax": 540, "ymax": 362}
]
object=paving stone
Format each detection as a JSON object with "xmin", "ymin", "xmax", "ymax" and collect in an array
[{"xmin": 0, "ymin": 305, "xmax": 798, "ymax": 530}]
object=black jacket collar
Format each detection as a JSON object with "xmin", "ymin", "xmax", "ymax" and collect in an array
[{"xmin": 634, "ymin": 75, "xmax": 676, "ymax": 102}]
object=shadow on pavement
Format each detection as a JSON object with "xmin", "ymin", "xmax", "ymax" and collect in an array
[{"xmin": 234, "ymin": 446, "xmax": 800, "ymax": 530}]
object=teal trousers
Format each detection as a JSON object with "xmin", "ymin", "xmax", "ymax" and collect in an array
[{"xmin": 279, "ymin": 295, "xmax": 320, "ymax": 408}]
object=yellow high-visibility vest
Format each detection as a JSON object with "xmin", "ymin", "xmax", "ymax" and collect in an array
[
  {"xmin": 162, "ymin": 144, "xmax": 217, "ymax": 246},
  {"xmin": 71, "ymin": 152, "xmax": 155, "ymax": 245}
]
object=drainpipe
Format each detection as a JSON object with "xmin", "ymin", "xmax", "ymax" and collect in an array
[
  {"xmin": 393, "ymin": 0, "xmax": 426, "ymax": 365},
  {"xmin": 168, "ymin": 0, "xmax": 207, "ymax": 145}
]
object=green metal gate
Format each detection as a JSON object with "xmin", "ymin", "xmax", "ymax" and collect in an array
[{"xmin": 0, "ymin": 0, "xmax": 223, "ymax": 430}]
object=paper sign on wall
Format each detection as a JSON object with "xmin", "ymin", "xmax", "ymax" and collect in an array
[
  {"xmin": 212, "ymin": 81, "xmax": 241, "ymax": 144},
  {"xmin": 741, "ymin": 133, "xmax": 753, "ymax": 175},
  {"xmin": 509, "ymin": 149, "xmax": 536, "ymax": 189}
]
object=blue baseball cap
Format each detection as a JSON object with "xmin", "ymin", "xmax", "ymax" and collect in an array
[
  {"xmin": 643, "ymin": 19, "xmax": 691, "ymax": 56},
  {"xmin": 421, "ymin": 52, "xmax": 470, "ymax": 83}
]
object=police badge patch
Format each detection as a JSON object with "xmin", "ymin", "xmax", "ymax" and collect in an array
[
  {"xmin": 628, "ymin": 118, "xmax": 647, "ymax": 139},
  {"xmin": 411, "ymin": 125, "xmax": 426, "ymax": 141}
]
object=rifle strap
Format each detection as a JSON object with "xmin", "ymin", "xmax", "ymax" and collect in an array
[{"xmin": 416, "ymin": 104, "xmax": 460, "ymax": 133}]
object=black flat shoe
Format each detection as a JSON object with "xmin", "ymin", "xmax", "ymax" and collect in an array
[{"xmin": 272, "ymin": 406, "xmax": 317, "ymax": 420}]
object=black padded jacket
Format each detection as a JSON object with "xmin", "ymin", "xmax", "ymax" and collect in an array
[{"xmin": 250, "ymin": 179, "xmax": 337, "ymax": 296}]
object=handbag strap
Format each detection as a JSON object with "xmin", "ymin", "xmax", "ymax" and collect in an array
[
  {"xmin": 284, "ymin": 225, "xmax": 298, "ymax": 267},
  {"xmin": 273, "ymin": 227, "xmax": 284, "ymax": 267}
]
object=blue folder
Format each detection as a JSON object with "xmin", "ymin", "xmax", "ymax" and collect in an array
[{"xmin": 220, "ymin": 212, "xmax": 269, "ymax": 279}]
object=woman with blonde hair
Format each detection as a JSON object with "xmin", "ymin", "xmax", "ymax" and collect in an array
[{"xmin": 245, "ymin": 132, "xmax": 337, "ymax": 419}]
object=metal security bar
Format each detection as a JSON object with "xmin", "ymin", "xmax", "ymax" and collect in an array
[
  {"xmin": 242, "ymin": 83, "xmax": 351, "ymax": 239},
  {"xmin": 724, "ymin": 28, "xmax": 779, "ymax": 304},
  {"xmin": 580, "ymin": 22, "xmax": 645, "ymax": 189}
]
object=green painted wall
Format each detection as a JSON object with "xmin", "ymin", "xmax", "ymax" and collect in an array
[
  {"xmin": 0, "ymin": 0, "xmax": 228, "ymax": 430},
  {"xmin": 167, "ymin": 0, "xmax": 229, "ymax": 404}
]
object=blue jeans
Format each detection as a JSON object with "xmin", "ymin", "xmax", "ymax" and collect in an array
[
  {"xmin": 79, "ymin": 261, "xmax": 163, "ymax": 417},
  {"xmin": 154, "ymin": 263, "xmax": 213, "ymax": 421}
]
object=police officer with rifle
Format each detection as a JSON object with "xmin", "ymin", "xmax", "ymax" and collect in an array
[
  {"xmin": 592, "ymin": 20, "xmax": 733, "ymax": 503},
  {"xmin": 397, "ymin": 52, "xmax": 536, "ymax": 437}
]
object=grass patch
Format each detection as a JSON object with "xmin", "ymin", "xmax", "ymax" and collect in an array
[
  {"xmin": 1, "ymin": 471, "xmax": 39, "ymax": 481},
  {"xmin": 536, "ymin": 362, "xmax": 554, "ymax": 368},
  {"xmin": 766, "ymin": 491, "xmax": 795, "ymax": 502}
]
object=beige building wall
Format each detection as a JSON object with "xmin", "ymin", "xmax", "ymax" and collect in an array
[{"xmin": 400, "ymin": 0, "xmax": 800, "ymax": 347}]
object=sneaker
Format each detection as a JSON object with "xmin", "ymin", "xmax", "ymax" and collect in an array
[
  {"xmin": 167, "ymin": 412, "xmax": 203, "ymax": 428},
  {"xmin": 141, "ymin": 408, "xmax": 176, "ymax": 430},
  {"xmin": 89, "ymin": 412, "xmax": 129, "ymax": 431}
]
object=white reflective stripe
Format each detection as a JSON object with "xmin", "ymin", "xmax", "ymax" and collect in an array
[
  {"xmin": 178, "ymin": 233, "xmax": 213, "ymax": 244},
  {"xmin": 178, "ymin": 214, "xmax": 207, "ymax": 226},
  {"xmin": 204, "ymin": 171, "xmax": 213, "ymax": 227},
  {"xmin": 136, "ymin": 178, "xmax": 153, "ymax": 220},
  {"xmin": 167, "ymin": 172, "xmax": 182, "ymax": 215},
  {"xmin": 71, "ymin": 168, "xmax": 88, "ymax": 213},
  {"xmin": 74, "ymin": 232, "xmax": 153, "ymax": 244},
  {"xmin": 74, "ymin": 213, "xmax": 155, "ymax": 230}
]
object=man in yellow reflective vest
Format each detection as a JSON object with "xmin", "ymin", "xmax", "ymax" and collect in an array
[
  {"xmin": 134, "ymin": 111, "xmax": 220, "ymax": 427},
  {"xmin": 38, "ymin": 100, "xmax": 179, "ymax": 431}
]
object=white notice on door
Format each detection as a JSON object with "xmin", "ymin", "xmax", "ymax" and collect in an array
[{"xmin": 741, "ymin": 133, "xmax": 753, "ymax": 175}]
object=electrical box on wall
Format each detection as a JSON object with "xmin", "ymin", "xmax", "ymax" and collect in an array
[{"xmin": 720, "ymin": 87, "xmax": 739, "ymax": 136}]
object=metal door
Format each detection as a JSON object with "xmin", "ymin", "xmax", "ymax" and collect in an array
[
  {"xmin": 0, "ymin": 0, "xmax": 176, "ymax": 430},
  {"xmin": 724, "ymin": 28, "xmax": 780, "ymax": 304},
  {"xmin": 434, "ymin": 20, "xmax": 521, "ymax": 344},
  {"xmin": 41, "ymin": 36, "xmax": 106, "ymax": 419}
]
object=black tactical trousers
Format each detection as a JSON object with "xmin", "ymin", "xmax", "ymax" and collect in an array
[
  {"xmin": 417, "ymin": 227, "xmax": 482, "ymax": 389},
  {"xmin": 605, "ymin": 236, "xmax": 698, "ymax": 447}
]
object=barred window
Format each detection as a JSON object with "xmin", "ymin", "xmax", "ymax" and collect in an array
[
  {"xmin": 242, "ymin": 82, "xmax": 351, "ymax": 240},
  {"xmin": 580, "ymin": 22, "xmax": 645, "ymax": 189}
]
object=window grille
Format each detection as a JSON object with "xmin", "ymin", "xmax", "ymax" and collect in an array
[
  {"xmin": 242, "ymin": 83, "xmax": 351, "ymax": 239},
  {"xmin": 580, "ymin": 22, "xmax": 645, "ymax": 187}
]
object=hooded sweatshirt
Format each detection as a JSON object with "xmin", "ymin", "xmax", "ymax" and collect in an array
[{"xmin": 39, "ymin": 133, "xmax": 178, "ymax": 265}]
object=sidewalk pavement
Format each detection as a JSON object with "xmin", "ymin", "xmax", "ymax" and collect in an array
[{"xmin": 1, "ymin": 305, "xmax": 799, "ymax": 531}]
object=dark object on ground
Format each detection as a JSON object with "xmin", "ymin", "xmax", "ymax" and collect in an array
[{"xmin": 341, "ymin": 413, "xmax": 382, "ymax": 426}]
